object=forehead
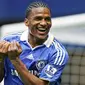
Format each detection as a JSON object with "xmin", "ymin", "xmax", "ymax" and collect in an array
[{"xmin": 29, "ymin": 7, "xmax": 51, "ymax": 17}]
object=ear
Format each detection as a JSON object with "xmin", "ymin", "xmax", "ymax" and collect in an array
[{"xmin": 24, "ymin": 18, "xmax": 29, "ymax": 26}]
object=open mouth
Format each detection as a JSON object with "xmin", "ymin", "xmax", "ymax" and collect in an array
[{"xmin": 37, "ymin": 28, "xmax": 47, "ymax": 32}]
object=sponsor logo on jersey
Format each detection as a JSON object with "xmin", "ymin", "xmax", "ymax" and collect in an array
[
  {"xmin": 11, "ymin": 69, "xmax": 18, "ymax": 76},
  {"xmin": 29, "ymin": 70, "xmax": 39, "ymax": 77},
  {"xmin": 11, "ymin": 69, "xmax": 21, "ymax": 80}
]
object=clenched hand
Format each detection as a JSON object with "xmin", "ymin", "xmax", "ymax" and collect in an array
[
  {"xmin": 8, "ymin": 41, "xmax": 22, "ymax": 60},
  {"xmin": 0, "ymin": 40, "xmax": 10, "ymax": 61}
]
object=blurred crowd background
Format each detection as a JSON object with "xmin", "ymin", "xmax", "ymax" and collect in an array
[
  {"xmin": 0, "ymin": 0, "xmax": 85, "ymax": 25},
  {"xmin": 0, "ymin": 0, "xmax": 85, "ymax": 85}
]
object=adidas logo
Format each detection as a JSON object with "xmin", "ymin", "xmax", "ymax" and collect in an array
[{"xmin": 26, "ymin": 54, "xmax": 34, "ymax": 60}]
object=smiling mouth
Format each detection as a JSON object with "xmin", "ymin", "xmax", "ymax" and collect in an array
[{"xmin": 37, "ymin": 28, "xmax": 47, "ymax": 32}]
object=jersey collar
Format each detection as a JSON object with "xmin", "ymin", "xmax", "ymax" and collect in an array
[{"xmin": 20, "ymin": 30, "xmax": 54, "ymax": 48}]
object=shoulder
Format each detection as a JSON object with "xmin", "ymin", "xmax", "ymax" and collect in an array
[
  {"xmin": 2, "ymin": 31, "xmax": 24, "ymax": 42},
  {"xmin": 49, "ymin": 37, "xmax": 69, "ymax": 64},
  {"xmin": 53, "ymin": 37, "xmax": 68, "ymax": 55},
  {"xmin": 50, "ymin": 37, "xmax": 66, "ymax": 51}
]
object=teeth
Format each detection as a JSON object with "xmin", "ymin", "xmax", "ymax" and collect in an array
[{"xmin": 38, "ymin": 28, "xmax": 46, "ymax": 31}]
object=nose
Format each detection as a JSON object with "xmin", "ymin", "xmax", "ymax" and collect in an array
[{"xmin": 40, "ymin": 19, "xmax": 47, "ymax": 26}]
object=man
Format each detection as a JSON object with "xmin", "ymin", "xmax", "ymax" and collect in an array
[{"xmin": 0, "ymin": 1, "xmax": 69, "ymax": 85}]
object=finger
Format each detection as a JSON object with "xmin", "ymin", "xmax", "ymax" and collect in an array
[
  {"xmin": 16, "ymin": 42, "xmax": 22, "ymax": 49},
  {"xmin": 4, "ymin": 42, "xmax": 10, "ymax": 49},
  {"xmin": 0, "ymin": 40, "xmax": 6, "ymax": 49},
  {"xmin": 8, "ymin": 42, "xmax": 16, "ymax": 54},
  {"xmin": 8, "ymin": 41, "xmax": 19, "ymax": 60},
  {"xmin": 0, "ymin": 40, "xmax": 10, "ymax": 47},
  {"xmin": 10, "ymin": 41, "xmax": 18, "ymax": 51},
  {"xmin": 8, "ymin": 44, "xmax": 11, "ymax": 52},
  {"xmin": 16, "ymin": 42, "xmax": 22, "ymax": 53},
  {"xmin": 0, "ymin": 41, "xmax": 10, "ymax": 53},
  {"xmin": 8, "ymin": 45, "xmax": 12, "ymax": 58}
]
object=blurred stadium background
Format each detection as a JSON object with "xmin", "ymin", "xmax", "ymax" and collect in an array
[{"xmin": 0, "ymin": 0, "xmax": 85, "ymax": 85}]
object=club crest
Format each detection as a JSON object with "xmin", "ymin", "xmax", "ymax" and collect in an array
[{"xmin": 36, "ymin": 60, "xmax": 47, "ymax": 71}]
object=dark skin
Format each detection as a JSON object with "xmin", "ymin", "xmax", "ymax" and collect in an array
[
  {"xmin": 0, "ymin": 40, "xmax": 10, "ymax": 82},
  {"xmin": 25, "ymin": 7, "xmax": 52, "ymax": 47},
  {"xmin": 0, "ymin": 7, "xmax": 51, "ymax": 85}
]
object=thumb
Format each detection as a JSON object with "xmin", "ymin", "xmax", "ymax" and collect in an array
[{"xmin": 16, "ymin": 42, "xmax": 22, "ymax": 54}]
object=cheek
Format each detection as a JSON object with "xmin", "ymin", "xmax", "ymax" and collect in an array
[
  {"xmin": 30, "ymin": 22, "xmax": 39, "ymax": 33},
  {"xmin": 47, "ymin": 21, "xmax": 52, "ymax": 27},
  {"xmin": 30, "ymin": 26, "xmax": 37, "ymax": 34},
  {"xmin": 49, "ymin": 24, "xmax": 51, "ymax": 28},
  {"xmin": 48, "ymin": 23, "xmax": 51, "ymax": 29},
  {"xmin": 29, "ymin": 22, "xmax": 36, "ymax": 32}
]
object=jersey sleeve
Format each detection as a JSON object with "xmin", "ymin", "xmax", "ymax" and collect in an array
[{"xmin": 39, "ymin": 44, "xmax": 69, "ymax": 83}]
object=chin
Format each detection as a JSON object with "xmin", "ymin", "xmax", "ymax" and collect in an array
[{"xmin": 37, "ymin": 35, "xmax": 48, "ymax": 40}]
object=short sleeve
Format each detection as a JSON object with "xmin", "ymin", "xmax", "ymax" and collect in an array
[{"xmin": 39, "ymin": 45, "xmax": 69, "ymax": 83}]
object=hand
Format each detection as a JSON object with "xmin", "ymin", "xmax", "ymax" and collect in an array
[
  {"xmin": 8, "ymin": 41, "xmax": 22, "ymax": 60},
  {"xmin": 0, "ymin": 40, "xmax": 10, "ymax": 61}
]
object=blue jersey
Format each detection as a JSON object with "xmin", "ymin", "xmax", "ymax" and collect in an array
[{"xmin": 3, "ymin": 30, "xmax": 69, "ymax": 85}]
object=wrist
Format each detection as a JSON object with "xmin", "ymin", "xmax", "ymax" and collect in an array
[
  {"xmin": 10, "ymin": 57, "xmax": 26, "ymax": 69},
  {"xmin": 10, "ymin": 57, "xmax": 19, "ymax": 62},
  {"xmin": 10, "ymin": 57, "xmax": 23, "ymax": 65},
  {"xmin": 8, "ymin": 55, "xmax": 19, "ymax": 61}
]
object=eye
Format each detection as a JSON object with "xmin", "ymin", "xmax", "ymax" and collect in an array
[
  {"xmin": 45, "ymin": 17, "xmax": 51, "ymax": 21},
  {"xmin": 35, "ymin": 16, "xmax": 43, "ymax": 21}
]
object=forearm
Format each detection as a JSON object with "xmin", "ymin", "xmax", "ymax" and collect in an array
[
  {"xmin": 0, "ymin": 40, "xmax": 10, "ymax": 82},
  {"xmin": 11, "ymin": 58, "xmax": 48, "ymax": 85},
  {"xmin": 0, "ymin": 60, "xmax": 4, "ymax": 82}
]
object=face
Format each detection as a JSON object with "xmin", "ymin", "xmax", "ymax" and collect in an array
[{"xmin": 25, "ymin": 7, "xmax": 52, "ymax": 40}]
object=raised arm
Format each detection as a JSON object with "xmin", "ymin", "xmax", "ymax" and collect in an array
[
  {"xmin": 0, "ymin": 40, "xmax": 10, "ymax": 82},
  {"xmin": 7, "ymin": 41, "xmax": 49, "ymax": 85}
]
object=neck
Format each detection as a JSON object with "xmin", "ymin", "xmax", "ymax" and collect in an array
[{"xmin": 28, "ymin": 34, "xmax": 47, "ymax": 48}]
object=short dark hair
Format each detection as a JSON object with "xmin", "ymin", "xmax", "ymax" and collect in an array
[{"xmin": 25, "ymin": 1, "xmax": 50, "ymax": 18}]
